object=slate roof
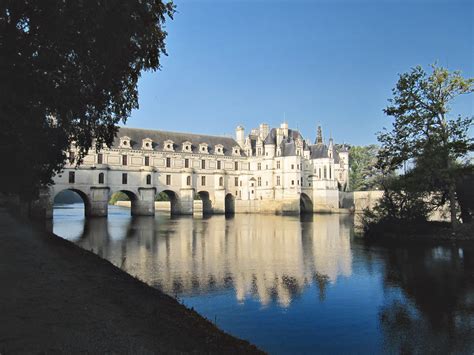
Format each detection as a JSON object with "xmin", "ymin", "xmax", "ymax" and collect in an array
[
  {"xmin": 113, "ymin": 127, "xmax": 242, "ymax": 156},
  {"xmin": 263, "ymin": 128, "xmax": 303, "ymax": 145}
]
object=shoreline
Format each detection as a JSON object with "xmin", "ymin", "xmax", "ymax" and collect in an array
[{"xmin": 0, "ymin": 207, "xmax": 263, "ymax": 353}]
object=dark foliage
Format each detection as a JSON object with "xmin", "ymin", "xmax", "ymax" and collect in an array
[
  {"xmin": 0, "ymin": 0, "xmax": 174, "ymax": 200},
  {"xmin": 373, "ymin": 64, "xmax": 473, "ymax": 228}
]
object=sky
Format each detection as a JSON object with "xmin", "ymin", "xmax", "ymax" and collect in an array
[{"xmin": 127, "ymin": 0, "xmax": 473, "ymax": 146}]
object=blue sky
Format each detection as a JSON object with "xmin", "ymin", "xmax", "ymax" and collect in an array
[{"xmin": 128, "ymin": 0, "xmax": 473, "ymax": 146}]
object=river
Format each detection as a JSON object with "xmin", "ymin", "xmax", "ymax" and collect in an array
[{"xmin": 53, "ymin": 203, "xmax": 474, "ymax": 354}]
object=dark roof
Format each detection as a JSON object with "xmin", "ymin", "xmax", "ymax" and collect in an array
[
  {"xmin": 262, "ymin": 128, "xmax": 303, "ymax": 145},
  {"xmin": 114, "ymin": 127, "xmax": 242, "ymax": 156},
  {"xmin": 309, "ymin": 144, "xmax": 328, "ymax": 159}
]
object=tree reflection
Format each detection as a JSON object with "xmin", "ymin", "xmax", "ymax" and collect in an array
[{"xmin": 376, "ymin": 243, "xmax": 474, "ymax": 353}]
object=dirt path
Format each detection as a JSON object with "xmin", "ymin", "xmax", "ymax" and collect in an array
[{"xmin": 0, "ymin": 207, "xmax": 262, "ymax": 354}]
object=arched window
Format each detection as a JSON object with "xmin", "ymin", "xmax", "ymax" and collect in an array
[
  {"xmin": 146, "ymin": 174, "xmax": 151, "ymax": 185},
  {"xmin": 186, "ymin": 176, "xmax": 191, "ymax": 186},
  {"xmin": 98, "ymin": 172, "xmax": 104, "ymax": 184},
  {"xmin": 219, "ymin": 177, "xmax": 223, "ymax": 186}
]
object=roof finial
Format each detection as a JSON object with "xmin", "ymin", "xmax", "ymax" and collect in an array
[{"xmin": 316, "ymin": 126, "xmax": 323, "ymax": 144}]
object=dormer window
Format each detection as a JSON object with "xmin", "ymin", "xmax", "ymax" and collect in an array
[
  {"xmin": 142, "ymin": 138, "xmax": 153, "ymax": 150},
  {"xmin": 199, "ymin": 143, "xmax": 209, "ymax": 154},
  {"xmin": 163, "ymin": 140, "xmax": 174, "ymax": 152},
  {"xmin": 182, "ymin": 141, "xmax": 192, "ymax": 152},
  {"xmin": 232, "ymin": 146, "xmax": 241, "ymax": 156},
  {"xmin": 120, "ymin": 136, "xmax": 131, "ymax": 149},
  {"xmin": 215, "ymin": 144, "xmax": 224, "ymax": 155}
]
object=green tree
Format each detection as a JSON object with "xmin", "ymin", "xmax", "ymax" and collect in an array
[
  {"xmin": 348, "ymin": 145, "xmax": 382, "ymax": 191},
  {"xmin": 0, "ymin": 1, "xmax": 174, "ymax": 201},
  {"xmin": 377, "ymin": 64, "xmax": 473, "ymax": 227}
]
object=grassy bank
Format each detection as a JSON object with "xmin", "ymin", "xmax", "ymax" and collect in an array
[{"xmin": 0, "ymin": 207, "xmax": 263, "ymax": 353}]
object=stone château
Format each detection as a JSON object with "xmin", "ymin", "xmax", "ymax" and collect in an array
[{"xmin": 44, "ymin": 122, "xmax": 349, "ymax": 217}]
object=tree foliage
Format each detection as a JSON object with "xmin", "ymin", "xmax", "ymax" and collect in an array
[
  {"xmin": 376, "ymin": 64, "xmax": 473, "ymax": 226},
  {"xmin": 0, "ymin": 0, "xmax": 174, "ymax": 200},
  {"xmin": 348, "ymin": 145, "xmax": 382, "ymax": 191}
]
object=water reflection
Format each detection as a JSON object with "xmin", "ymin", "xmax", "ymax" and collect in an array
[
  {"xmin": 374, "ymin": 243, "xmax": 474, "ymax": 353},
  {"xmin": 53, "ymin": 205, "xmax": 474, "ymax": 353},
  {"xmin": 56, "ymin": 208, "xmax": 353, "ymax": 308}
]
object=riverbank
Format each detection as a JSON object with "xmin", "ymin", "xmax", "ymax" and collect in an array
[{"xmin": 0, "ymin": 207, "xmax": 262, "ymax": 353}]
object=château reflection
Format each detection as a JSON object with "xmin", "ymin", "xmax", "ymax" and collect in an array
[{"xmin": 55, "ymin": 210, "xmax": 353, "ymax": 307}]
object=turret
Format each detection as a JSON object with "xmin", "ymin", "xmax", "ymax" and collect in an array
[
  {"xmin": 236, "ymin": 125, "xmax": 245, "ymax": 148},
  {"xmin": 316, "ymin": 126, "xmax": 323, "ymax": 144},
  {"xmin": 328, "ymin": 137, "xmax": 334, "ymax": 158}
]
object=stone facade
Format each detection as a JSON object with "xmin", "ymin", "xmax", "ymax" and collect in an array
[{"xmin": 45, "ymin": 122, "xmax": 350, "ymax": 218}]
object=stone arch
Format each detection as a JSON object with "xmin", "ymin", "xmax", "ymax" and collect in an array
[
  {"xmin": 300, "ymin": 193, "xmax": 313, "ymax": 214},
  {"xmin": 159, "ymin": 189, "xmax": 180, "ymax": 215},
  {"xmin": 110, "ymin": 189, "xmax": 139, "ymax": 215},
  {"xmin": 197, "ymin": 191, "xmax": 213, "ymax": 215},
  {"xmin": 225, "ymin": 193, "xmax": 235, "ymax": 215},
  {"xmin": 53, "ymin": 188, "xmax": 91, "ymax": 217}
]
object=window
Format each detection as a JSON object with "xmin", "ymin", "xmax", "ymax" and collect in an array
[
  {"xmin": 186, "ymin": 176, "xmax": 191, "ymax": 186},
  {"xmin": 257, "ymin": 148, "xmax": 262, "ymax": 155},
  {"xmin": 240, "ymin": 181, "xmax": 242, "ymax": 187},
  {"xmin": 291, "ymin": 164, "xmax": 294, "ymax": 170},
  {"xmin": 98, "ymin": 173, "xmax": 104, "ymax": 184},
  {"xmin": 266, "ymin": 181, "xmax": 269, "ymax": 186},
  {"xmin": 258, "ymin": 177, "xmax": 261, "ymax": 186},
  {"xmin": 319, "ymin": 168, "xmax": 322, "ymax": 178},
  {"xmin": 166, "ymin": 174, "xmax": 171, "ymax": 185},
  {"xmin": 122, "ymin": 173, "xmax": 128, "ymax": 184},
  {"xmin": 276, "ymin": 176, "xmax": 281, "ymax": 186},
  {"xmin": 219, "ymin": 177, "xmax": 223, "ymax": 186},
  {"xmin": 68, "ymin": 171, "xmax": 75, "ymax": 183},
  {"xmin": 235, "ymin": 177, "xmax": 238, "ymax": 186},
  {"xmin": 97, "ymin": 153, "xmax": 103, "ymax": 164},
  {"xmin": 122, "ymin": 155, "xmax": 127, "ymax": 166},
  {"xmin": 69, "ymin": 151, "xmax": 75, "ymax": 163},
  {"xmin": 324, "ymin": 166, "xmax": 327, "ymax": 179},
  {"xmin": 145, "ymin": 156, "xmax": 150, "ymax": 166},
  {"xmin": 201, "ymin": 176, "xmax": 206, "ymax": 186},
  {"xmin": 291, "ymin": 180, "xmax": 294, "ymax": 185},
  {"xmin": 257, "ymin": 163, "xmax": 261, "ymax": 170},
  {"xmin": 217, "ymin": 160, "xmax": 221, "ymax": 169},
  {"xmin": 234, "ymin": 161, "xmax": 238, "ymax": 170},
  {"xmin": 329, "ymin": 166, "xmax": 332, "ymax": 179},
  {"xmin": 146, "ymin": 174, "xmax": 151, "ymax": 185},
  {"xmin": 185, "ymin": 158, "xmax": 189, "ymax": 168},
  {"xmin": 201, "ymin": 160, "xmax": 205, "ymax": 169},
  {"xmin": 277, "ymin": 161, "xmax": 281, "ymax": 169},
  {"xmin": 166, "ymin": 157, "xmax": 171, "ymax": 168}
]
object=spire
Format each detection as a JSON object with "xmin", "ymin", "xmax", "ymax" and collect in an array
[{"xmin": 316, "ymin": 126, "xmax": 323, "ymax": 144}]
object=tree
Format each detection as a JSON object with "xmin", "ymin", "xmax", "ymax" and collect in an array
[
  {"xmin": 0, "ymin": 1, "xmax": 174, "ymax": 201},
  {"xmin": 348, "ymin": 145, "xmax": 382, "ymax": 191},
  {"xmin": 377, "ymin": 64, "xmax": 473, "ymax": 227}
]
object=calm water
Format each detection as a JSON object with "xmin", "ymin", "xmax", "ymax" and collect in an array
[{"xmin": 53, "ymin": 204, "xmax": 474, "ymax": 354}]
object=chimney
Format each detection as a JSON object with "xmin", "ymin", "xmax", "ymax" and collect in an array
[
  {"xmin": 259, "ymin": 123, "xmax": 269, "ymax": 140},
  {"xmin": 236, "ymin": 125, "xmax": 245, "ymax": 148}
]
